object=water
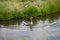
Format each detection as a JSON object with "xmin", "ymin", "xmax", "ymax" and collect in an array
[{"xmin": 0, "ymin": 13, "xmax": 60, "ymax": 40}]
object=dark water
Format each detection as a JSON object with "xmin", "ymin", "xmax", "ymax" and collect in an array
[{"xmin": 0, "ymin": 13, "xmax": 60, "ymax": 40}]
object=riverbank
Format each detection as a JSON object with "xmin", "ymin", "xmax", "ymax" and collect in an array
[{"xmin": 0, "ymin": 0, "xmax": 60, "ymax": 20}]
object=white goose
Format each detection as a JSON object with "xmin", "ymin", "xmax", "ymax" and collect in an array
[{"xmin": 23, "ymin": 17, "xmax": 33, "ymax": 26}]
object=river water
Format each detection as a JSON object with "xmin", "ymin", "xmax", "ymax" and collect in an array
[{"xmin": 0, "ymin": 13, "xmax": 60, "ymax": 40}]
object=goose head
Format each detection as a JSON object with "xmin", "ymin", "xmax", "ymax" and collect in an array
[{"xmin": 30, "ymin": 17, "xmax": 33, "ymax": 21}]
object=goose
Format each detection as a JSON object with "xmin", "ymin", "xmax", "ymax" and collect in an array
[{"xmin": 23, "ymin": 17, "xmax": 33, "ymax": 26}]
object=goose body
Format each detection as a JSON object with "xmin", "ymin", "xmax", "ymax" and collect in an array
[
  {"xmin": 23, "ymin": 21, "xmax": 33, "ymax": 26},
  {"xmin": 23, "ymin": 17, "xmax": 33, "ymax": 26}
]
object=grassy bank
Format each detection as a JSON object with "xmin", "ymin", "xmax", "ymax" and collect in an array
[{"xmin": 0, "ymin": 0, "xmax": 60, "ymax": 20}]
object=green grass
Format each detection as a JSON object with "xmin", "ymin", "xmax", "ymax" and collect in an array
[
  {"xmin": 0, "ymin": 0, "xmax": 60, "ymax": 20},
  {"xmin": 23, "ymin": 5, "xmax": 39, "ymax": 18},
  {"xmin": 0, "ymin": 0, "xmax": 37, "ymax": 2}
]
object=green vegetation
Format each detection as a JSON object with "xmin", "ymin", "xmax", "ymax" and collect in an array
[
  {"xmin": 0, "ymin": 0, "xmax": 36, "ymax": 2},
  {"xmin": 23, "ymin": 5, "xmax": 39, "ymax": 18},
  {"xmin": 0, "ymin": 0, "xmax": 60, "ymax": 20}
]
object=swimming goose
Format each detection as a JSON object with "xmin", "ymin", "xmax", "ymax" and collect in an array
[{"xmin": 23, "ymin": 17, "xmax": 33, "ymax": 26}]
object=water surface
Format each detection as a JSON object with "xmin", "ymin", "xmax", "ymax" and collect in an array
[{"xmin": 0, "ymin": 13, "xmax": 60, "ymax": 40}]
